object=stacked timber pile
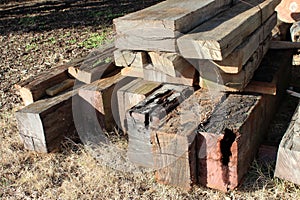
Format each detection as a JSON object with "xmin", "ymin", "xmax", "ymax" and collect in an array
[
  {"xmin": 113, "ymin": 0, "xmax": 285, "ymax": 192},
  {"xmin": 14, "ymin": 44, "xmax": 124, "ymax": 152},
  {"xmin": 14, "ymin": 0, "xmax": 295, "ymax": 192}
]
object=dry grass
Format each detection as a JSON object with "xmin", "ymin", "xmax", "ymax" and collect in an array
[
  {"xmin": 1, "ymin": 106, "xmax": 300, "ymax": 199},
  {"xmin": 1, "ymin": 0, "xmax": 300, "ymax": 199}
]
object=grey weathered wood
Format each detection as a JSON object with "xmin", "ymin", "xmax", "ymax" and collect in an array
[
  {"xmin": 68, "ymin": 44, "xmax": 117, "ymax": 83},
  {"xmin": 177, "ymin": 0, "xmax": 280, "ymax": 60},
  {"xmin": 114, "ymin": 0, "xmax": 234, "ymax": 52},
  {"xmin": 148, "ymin": 52, "xmax": 193, "ymax": 77},
  {"xmin": 78, "ymin": 70, "xmax": 133, "ymax": 132},
  {"xmin": 274, "ymin": 101, "xmax": 300, "ymax": 185},
  {"xmin": 126, "ymin": 84, "xmax": 194, "ymax": 167},
  {"xmin": 45, "ymin": 79, "xmax": 75, "ymax": 96},
  {"xmin": 117, "ymin": 78, "xmax": 161, "ymax": 132},
  {"xmin": 120, "ymin": 64, "xmax": 198, "ymax": 86},
  {"xmin": 213, "ymin": 13, "xmax": 276, "ymax": 74},
  {"xmin": 15, "ymin": 89, "xmax": 79, "ymax": 153},
  {"xmin": 143, "ymin": 64, "xmax": 198, "ymax": 86},
  {"xmin": 199, "ymin": 37, "xmax": 270, "ymax": 91},
  {"xmin": 114, "ymin": 50, "xmax": 148, "ymax": 68},
  {"xmin": 152, "ymin": 89, "xmax": 225, "ymax": 190},
  {"xmin": 15, "ymin": 58, "xmax": 83, "ymax": 105}
]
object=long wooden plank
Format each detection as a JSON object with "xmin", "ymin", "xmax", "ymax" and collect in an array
[
  {"xmin": 213, "ymin": 13, "xmax": 276, "ymax": 74},
  {"xmin": 151, "ymin": 89, "xmax": 225, "ymax": 190},
  {"xmin": 114, "ymin": 0, "xmax": 234, "ymax": 52},
  {"xmin": 117, "ymin": 79, "xmax": 161, "ymax": 132},
  {"xmin": 177, "ymin": 0, "xmax": 280, "ymax": 60},
  {"xmin": 199, "ymin": 37, "xmax": 269, "ymax": 92},
  {"xmin": 274, "ymin": 101, "xmax": 300, "ymax": 185},
  {"xmin": 15, "ymin": 58, "xmax": 83, "ymax": 105},
  {"xmin": 68, "ymin": 44, "xmax": 117, "ymax": 83},
  {"xmin": 78, "ymin": 70, "xmax": 133, "ymax": 132},
  {"xmin": 126, "ymin": 84, "xmax": 194, "ymax": 167}
]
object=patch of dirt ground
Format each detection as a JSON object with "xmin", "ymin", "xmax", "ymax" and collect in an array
[{"xmin": 1, "ymin": 0, "xmax": 300, "ymax": 199}]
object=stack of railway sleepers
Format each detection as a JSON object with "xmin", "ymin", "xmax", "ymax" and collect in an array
[
  {"xmin": 14, "ymin": 44, "xmax": 129, "ymax": 153},
  {"xmin": 14, "ymin": 0, "xmax": 291, "ymax": 192},
  {"xmin": 114, "ymin": 0, "xmax": 280, "ymax": 92},
  {"xmin": 113, "ymin": 0, "xmax": 286, "ymax": 191}
]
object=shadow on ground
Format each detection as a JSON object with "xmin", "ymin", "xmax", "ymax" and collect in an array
[{"xmin": 0, "ymin": 0, "xmax": 163, "ymax": 34}]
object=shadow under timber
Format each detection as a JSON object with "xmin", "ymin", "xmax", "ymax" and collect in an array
[{"xmin": 0, "ymin": 0, "xmax": 163, "ymax": 35}]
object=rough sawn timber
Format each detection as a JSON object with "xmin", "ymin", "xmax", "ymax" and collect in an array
[
  {"xmin": 114, "ymin": 0, "xmax": 234, "ymax": 52},
  {"xmin": 15, "ymin": 58, "xmax": 83, "ymax": 105},
  {"xmin": 177, "ymin": 0, "xmax": 280, "ymax": 60},
  {"xmin": 15, "ymin": 89, "xmax": 79, "ymax": 153},
  {"xmin": 197, "ymin": 49, "xmax": 291, "ymax": 191},
  {"xmin": 117, "ymin": 78, "xmax": 161, "ymax": 132},
  {"xmin": 126, "ymin": 84, "xmax": 194, "ymax": 167},
  {"xmin": 199, "ymin": 37, "xmax": 270, "ymax": 92},
  {"xmin": 209, "ymin": 13, "xmax": 276, "ymax": 74},
  {"xmin": 68, "ymin": 44, "xmax": 117, "ymax": 83},
  {"xmin": 78, "ymin": 70, "xmax": 133, "ymax": 132},
  {"xmin": 148, "ymin": 51, "xmax": 193, "ymax": 77},
  {"xmin": 151, "ymin": 89, "xmax": 225, "ymax": 190}
]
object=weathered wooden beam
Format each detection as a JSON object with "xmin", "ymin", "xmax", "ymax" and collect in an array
[
  {"xmin": 117, "ymin": 78, "xmax": 161, "ymax": 132},
  {"xmin": 196, "ymin": 49, "xmax": 291, "ymax": 191},
  {"xmin": 126, "ymin": 84, "xmax": 194, "ymax": 167},
  {"xmin": 114, "ymin": 50, "xmax": 148, "ymax": 68},
  {"xmin": 148, "ymin": 52, "xmax": 193, "ymax": 77},
  {"xmin": 143, "ymin": 64, "xmax": 198, "ymax": 86},
  {"xmin": 199, "ymin": 37, "xmax": 270, "ymax": 92},
  {"xmin": 274, "ymin": 101, "xmax": 300, "ymax": 185},
  {"xmin": 212, "ymin": 13, "xmax": 276, "ymax": 74},
  {"xmin": 151, "ymin": 89, "xmax": 225, "ymax": 190},
  {"xmin": 177, "ymin": 0, "xmax": 280, "ymax": 60},
  {"xmin": 68, "ymin": 44, "xmax": 117, "ymax": 83},
  {"xmin": 78, "ymin": 70, "xmax": 133, "ymax": 132},
  {"xmin": 120, "ymin": 65, "xmax": 198, "ymax": 86},
  {"xmin": 16, "ymin": 89, "xmax": 79, "ymax": 153},
  {"xmin": 114, "ymin": 0, "xmax": 234, "ymax": 52},
  {"xmin": 121, "ymin": 67, "xmax": 144, "ymax": 78},
  {"xmin": 197, "ymin": 93, "xmax": 267, "ymax": 191},
  {"xmin": 15, "ymin": 58, "xmax": 83, "ymax": 105}
]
